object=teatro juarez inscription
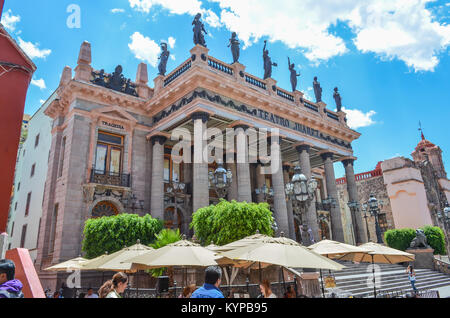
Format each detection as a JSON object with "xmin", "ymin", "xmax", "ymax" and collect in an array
[{"xmin": 153, "ymin": 89, "xmax": 351, "ymax": 149}]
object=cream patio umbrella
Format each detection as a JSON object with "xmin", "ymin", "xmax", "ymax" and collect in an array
[
  {"xmin": 212, "ymin": 233, "xmax": 269, "ymax": 253},
  {"xmin": 354, "ymin": 242, "xmax": 415, "ymax": 298},
  {"xmin": 308, "ymin": 239, "xmax": 372, "ymax": 297},
  {"xmin": 80, "ymin": 240, "xmax": 154, "ymax": 273},
  {"xmin": 124, "ymin": 240, "xmax": 220, "ymax": 269},
  {"xmin": 124, "ymin": 240, "xmax": 221, "ymax": 291},
  {"xmin": 80, "ymin": 241, "xmax": 154, "ymax": 296},
  {"xmin": 44, "ymin": 256, "xmax": 88, "ymax": 271},
  {"xmin": 217, "ymin": 236, "xmax": 345, "ymax": 270},
  {"xmin": 216, "ymin": 235, "xmax": 345, "ymax": 289}
]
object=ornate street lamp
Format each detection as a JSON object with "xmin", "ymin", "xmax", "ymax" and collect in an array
[
  {"xmin": 367, "ymin": 193, "xmax": 383, "ymax": 244},
  {"xmin": 285, "ymin": 166, "xmax": 318, "ymax": 245},
  {"xmin": 255, "ymin": 184, "xmax": 274, "ymax": 202},
  {"xmin": 208, "ymin": 164, "xmax": 232, "ymax": 198}
]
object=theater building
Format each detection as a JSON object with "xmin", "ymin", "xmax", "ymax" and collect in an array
[{"xmin": 35, "ymin": 40, "xmax": 364, "ymax": 288}]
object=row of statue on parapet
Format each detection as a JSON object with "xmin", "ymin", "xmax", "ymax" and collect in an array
[{"xmin": 157, "ymin": 12, "xmax": 343, "ymax": 112}]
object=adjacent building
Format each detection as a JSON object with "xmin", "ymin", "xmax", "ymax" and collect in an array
[
  {"xmin": 336, "ymin": 133, "xmax": 450, "ymax": 244},
  {"xmin": 6, "ymin": 99, "xmax": 53, "ymax": 261}
]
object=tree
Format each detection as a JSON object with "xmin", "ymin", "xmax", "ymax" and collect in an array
[
  {"xmin": 149, "ymin": 228, "xmax": 182, "ymax": 278},
  {"xmin": 190, "ymin": 199, "xmax": 275, "ymax": 246},
  {"xmin": 82, "ymin": 213, "xmax": 163, "ymax": 259}
]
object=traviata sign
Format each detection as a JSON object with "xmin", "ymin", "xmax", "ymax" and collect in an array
[{"xmin": 102, "ymin": 121, "xmax": 124, "ymax": 130}]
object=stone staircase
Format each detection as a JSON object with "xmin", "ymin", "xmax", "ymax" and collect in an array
[{"xmin": 322, "ymin": 261, "xmax": 450, "ymax": 298}]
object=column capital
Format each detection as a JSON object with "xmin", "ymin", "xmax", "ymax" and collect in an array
[
  {"xmin": 341, "ymin": 156, "xmax": 357, "ymax": 167},
  {"xmin": 228, "ymin": 120, "xmax": 252, "ymax": 131},
  {"xmin": 191, "ymin": 111, "xmax": 210, "ymax": 123},
  {"xmin": 294, "ymin": 143, "xmax": 311, "ymax": 154},
  {"xmin": 150, "ymin": 135, "xmax": 167, "ymax": 146},
  {"xmin": 319, "ymin": 151, "xmax": 335, "ymax": 161}
]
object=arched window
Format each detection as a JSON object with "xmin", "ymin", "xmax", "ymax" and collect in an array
[{"xmin": 92, "ymin": 201, "xmax": 119, "ymax": 218}]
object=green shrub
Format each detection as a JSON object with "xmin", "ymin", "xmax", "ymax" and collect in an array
[
  {"xmin": 190, "ymin": 199, "xmax": 275, "ymax": 246},
  {"xmin": 384, "ymin": 228, "xmax": 416, "ymax": 251},
  {"xmin": 82, "ymin": 213, "xmax": 163, "ymax": 259},
  {"xmin": 384, "ymin": 226, "xmax": 447, "ymax": 255},
  {"xmin": 421, "ymin": 226, "xmax": 446, "ymax": 255}
]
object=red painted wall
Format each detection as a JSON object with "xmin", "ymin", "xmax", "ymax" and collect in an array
[
  {"xmin": 0, "ymin": 27, "xmax": 35, "ymax": 232},
  {"xmin": 5, "ymin": 248, "xmax": 46, "ymax": 298}
]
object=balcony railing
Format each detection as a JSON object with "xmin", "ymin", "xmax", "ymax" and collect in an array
[
  {"xmin": 304, "ymin": 101, "xmax": 319, "ymax": 112},
  {"xmin": 325, "ymin": 110, "xmax": 339, "ymax": 121},
  {"xmin": 276, "ymin": 88, "xmax": 294, "ymax": 102},
  {"xmin": 208, "ymin": 58, "xmax": 233, "ymax": 76},
  {"xmin": 336, "ymin": 168, "xmax": 383, "ymax": 185},
  {"xmin": 90, "ymin": 169, "xmax": 131, "ymax": 188},
  {"xmin": 245, "ymin": 74, "xmax": 266, "ymax": 90},
  {"xmin": 164, "ymin": 59, "xmax": 192, "ymax": 87}
]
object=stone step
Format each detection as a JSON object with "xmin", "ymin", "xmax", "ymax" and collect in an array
[
  {"xmin": 339, "ymin": 277, "xmax": 450, "ymax": 297},
  {"xmin": 333, "ymin": 271, "xmax": 443, "ymax": 288},
  {"xmin": 332, "ymin": 264, "xmax": 406, "ymax": 275},
  {"xmin": 353, "ymin": 280, "xmax": 450, "ymax": 298},
  {"xmin": 333, "ymin": 268, "xmax": 434, "ymax": 282},
  {"xmin": 335, "ymin": 273, "xmax": 450, "ymax": 291}
]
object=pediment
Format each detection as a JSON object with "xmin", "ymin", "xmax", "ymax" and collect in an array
[{"xmin": 92, "ymin": 105, "xmax": 138, "ymax": 123}]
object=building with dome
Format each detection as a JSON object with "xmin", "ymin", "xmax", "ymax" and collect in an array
[{"xmin": 336, "ymin": 132, "xmax": 450, "ymax": 244}]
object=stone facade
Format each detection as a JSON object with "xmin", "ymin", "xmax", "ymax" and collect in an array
[{"xmin": 32, "ymin": 41, "xmax": 362, "ymax": 289}]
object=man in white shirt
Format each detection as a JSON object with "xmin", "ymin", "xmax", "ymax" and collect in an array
[{"xmin": 85, "ymin": 287, "xmax": 99, "ymax": 298}]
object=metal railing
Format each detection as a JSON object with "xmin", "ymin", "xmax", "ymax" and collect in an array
[
  {"xmin": 276, "ymin": 88, "xmax": 294, "ymax": 102},
  {"xmin": 245, "ymin": 74, "xmax": 266, "ymax": 90},
  {"xmin": 208, "ymin": 58, "xmax": 233, "ymax": 76},
  {"xmin": 325, "ymin": 110, "xmax": 339, "ymax": 121},
  {"xmin": 164, "ymin": 59, "xmax": 192, "ymax": 87},
  {"xmin": 304, "ymin": 101, "xmax": 319, "ymax": 112},
  {"xmin": 90, "ymin": 169, "xmax": 131, "ymax": 188}
]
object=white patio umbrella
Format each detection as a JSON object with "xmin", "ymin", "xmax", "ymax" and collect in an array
[{"xmin": 354, "ymin": 242, "xmax": 415, "ymax": 298}]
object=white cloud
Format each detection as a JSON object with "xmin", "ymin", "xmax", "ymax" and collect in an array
[
  {"xmin": 129, "ymin": 0, "xmax": 203, "ymax": 15},
  {"xmin": 128, "ymin": 32, "xmax": 161, "ymax": 67},
  {"xmin": 204, "ymin": 9, "xmax": 222, "ymax": 28},
  {"xmin": 167, "ymin": 36, "xmax": 176, "ymax": 49},
  {"xmin": 31, "ymin": 78, "xmax": 46, "ymax": 90},
  {"xmin": 127, "ymin": 0, "xmax": 450, "ymax": 71},
  {"xmin": 18, "ymin": 38, "xmax": 51, "ymax": 59},
  {"xmin": 342, "ymin": 107, "xmax": 376, "ymax": 129},
  {"xmin": 40, "ymin": 99, "xmax": 46, "ymax": 104},
  {"xmin": 1, "ymin": 9, "xmax": 20, "ymax": 32},
  {"xmin": 111, "ymin": 8, "xmax": 125, "ymax": 14}
]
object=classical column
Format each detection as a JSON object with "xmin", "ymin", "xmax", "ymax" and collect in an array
[
  {"xmin": 192, "ymin": 112, "xmax": 210, "ymax": 213},
  {"xmin": 236, "ymin": 125, "xmax": 252, "ymax": 202},
  {"xmin": 150, "ymin": 135, "xmax": 167, "ymax": 221},
  {"xmin": 343, "ymin": 159, "xmax": 367, "ymax": 244},
  {"xmin": 283, "ymin": 164, "xmax": 296, "ymax": 240},
  {"xmin": 256, "ymin": 162, "xmax": 266, "ymax": 203},
  {"xmin": 226, "ymin": 157, "xmax": 238, "ymax": 201},
  {"xmin": 321, "ymin": 152, "xmax": 345, "ymax": 242},
  {"xmin": 296, "ymin": 145, "xmax": 320, "ymax": 242},
  {"xmin": 271, "ymin": 138, "xmax": 290, "ymax": 236}
]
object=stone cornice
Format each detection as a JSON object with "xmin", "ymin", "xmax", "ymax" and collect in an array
[
  {"xmin": 144, "ymin": 62, "xmax": 360, "ymax": 143},
  {"xmin": 45, "ymin": 80, "xmax": 148, "ymax": 119}
]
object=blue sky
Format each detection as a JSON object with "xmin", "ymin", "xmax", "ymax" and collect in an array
[{"xmin": 2, "ymin": 0, "xmax": 450, "ymax": 178}]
